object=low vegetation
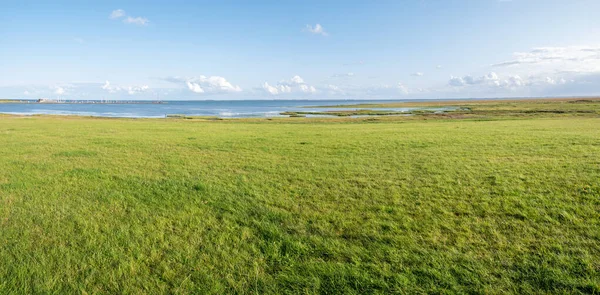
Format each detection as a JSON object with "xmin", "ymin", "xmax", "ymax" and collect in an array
[
  {"xmin": 317, "ymin": 97, "xmax": 600, "ymax": 115},
  {"xmin": 281, "ymin": 109, "xmax": 409, "ymax": 117},
  {"xmin": 0, "ymin": 99, "xmax": 599, "ymax": 293},
  {"xmin": 166, "ymin": 114, "xmax": 222, "ymax": 120},
  {"xmin": 0, "ymin": 99, "xmax": 29, "ymax": 104},
  {"xmin": 292, "ymin": 98, "xmax": 600, "ymax": 118}
]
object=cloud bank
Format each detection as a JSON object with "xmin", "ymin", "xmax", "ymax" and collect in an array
[
  {"xmin": 261, "ymin": 76, "xmax": 317, "ymax": 95},
  {"xmin": 164, "ymin": 76, "xmax": 242, "ymax": 94}
]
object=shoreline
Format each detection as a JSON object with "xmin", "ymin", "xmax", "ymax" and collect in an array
[
  {"xmin": 1, "ymin": 97, "xmax": 599, "ymax": 120},
  {"xmin": 1, "ymin": 97, "xmax": 598, "ymax": 122}
]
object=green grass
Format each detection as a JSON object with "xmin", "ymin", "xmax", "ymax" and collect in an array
[{"xmin": 0, "ymin": 104, "xmax": 599, "ymax": 293}]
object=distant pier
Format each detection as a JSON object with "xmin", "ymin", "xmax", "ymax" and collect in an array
[{"xmin": 35, "ymin": 99, "xmax": 166, "ymax": 104}]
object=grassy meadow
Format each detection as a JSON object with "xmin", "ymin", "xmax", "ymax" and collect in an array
[{"xmin": 0, "ymin": 100, "xmax": 599, "ymax": 293}]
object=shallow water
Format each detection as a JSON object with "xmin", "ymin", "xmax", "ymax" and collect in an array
[{"xmin": 0, "ymin": 100, "xmax": 419, "ymax": 118}]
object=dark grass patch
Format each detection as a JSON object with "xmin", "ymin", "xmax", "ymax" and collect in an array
[
  {"xmin": 63, "ymin": 168, "xmax": 103, "ymax": 178},
  {"xmin": 54, "ymin": 150, "xmax": 98, "ymax": 157}
]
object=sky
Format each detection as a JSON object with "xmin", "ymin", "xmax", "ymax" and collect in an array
[{"xmin": 2, "ymin": 0, "xmax": 600, "ymax": 100}]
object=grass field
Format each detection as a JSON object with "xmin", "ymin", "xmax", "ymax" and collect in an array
[{"xmin": 1, "ymin": 100, "xmax": 599, "ymax": 293}]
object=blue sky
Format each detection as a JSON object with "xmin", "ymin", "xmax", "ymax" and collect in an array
[{"xmin": 2, "ymin": 0, "xmax": 600, "ymax": 100}]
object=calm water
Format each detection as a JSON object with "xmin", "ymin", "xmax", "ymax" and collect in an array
[{"xmin": 0, "ymin": 100, "xmax": 420, "ymax": 118}]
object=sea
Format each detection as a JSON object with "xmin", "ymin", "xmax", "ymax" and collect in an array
[{"xmin": 0, "ymin": 100, "xmax": 422, "ymax": 118}]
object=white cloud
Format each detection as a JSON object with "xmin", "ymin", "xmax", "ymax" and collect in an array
[
  {"xmin": 127, "ymin": 85, "xmax": 149, "ymax": 95},
  {"xmin": 280, "ymin": 85, "xmax": 292, "ymax": 93},
  {"xmin": 300, "ymin": 84, "xmax": 317, "ymax": 93},
  {"xmin": 449, "ymin": 72, "xmax": 502, "ymax": 87},
  {"xmin": 260, "ymin": 82, "xmax": 293, "ymax": 95},
  {"xmin": 102, "ymin": 80, "xmax": 119, "ymax": 93},
  {"xmin": 124, "ymin": 16, "xmax": 149, "ymax": 26},
  {"xmin": 322, "ymin": 84, "xmax": 346, "ymax": 96},
  {"xmin": 491, "ymin": 46, "xmax": 600, "ymax": 73},
  {"xmin": 447, "ymin": 71, "xmax": 577, "ymax": 93},
  {"xmin": 110, "ymin": 9, "xmax": 149, "ymax": 26},
  {"xmin": 101, "ymin": 81, "xmax": 149, "ymax": 95},
  {"xmin": 448, "ymin": 76, "xmax": 465, "ymax": 87},
  {"xmin": 23, "ymin": 90, "xmax": 30, "ymax": 95},
  {"xmin": 327, "ymin": 84, "xmax": 341, "ymax": 91},
  {"xmin": 110, "ymin": 9, "xmax": 125, "ymax": 19},
  {"xmin": 505, "ymin": 75, "xmax": 524, "ymax": 88},
  {"xmin": 411, "ymin": 72, "xmax": 424, "ymax": 77},
  {"xmin": 290, "ymin": 75, "xmax": 305, "ymax": 84},
  {"xmin": 331, "ymin": 72, "xmax": 355, "ymax": 78},
  {"xmin": 443, "ymin": 45, "xmax": 600, "ymax": 97},
  {"xmin": 262, "ymin": 82, "xmax": 280, "ymax": 95},
  {"xmin": 262, "ymin": 75, "xmax": 317, "ymax": 95},
  {"xmin": 545, "ymin": 77, "xmax": 567, "ymax": 85},
  {"xmin": 305, "ymin": 24, "xmax": 328, "ymax": 36},
  {"xmin": 397, "ymin": 83, "xmax": 409, "ymax": 94},
  {"xmin": 343, "ymin": 61, "xmax": 365, "ymax": 66},
  {"xmin": 54, "ymin": 86, "xmax": 65, "ymax": 95},
  {"xmin": 261, "ymin": 82, "xmax": 297, "ymax": 95},
  {"xmin": 360, "ymin": 82, "xmax": 412, "ymax": 97},
  {"xmin": 197, "ymin": 76, "xmax": 242, "ymax": 92},
  {"xmin": 186, "ymin": 81, "xmax": 204, "ymax": 93},
  {"xmin": 436, "ymin": 65, "xmax": 443, "ymax": 69},
  {"xmin": 165, "ymin": 76, "xmax": 242, "ymax": 94}
]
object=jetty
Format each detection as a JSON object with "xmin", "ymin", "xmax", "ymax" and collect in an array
[{"xmin": 35, "ymin": 99, "xmax": 165, "ymax": 104}]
